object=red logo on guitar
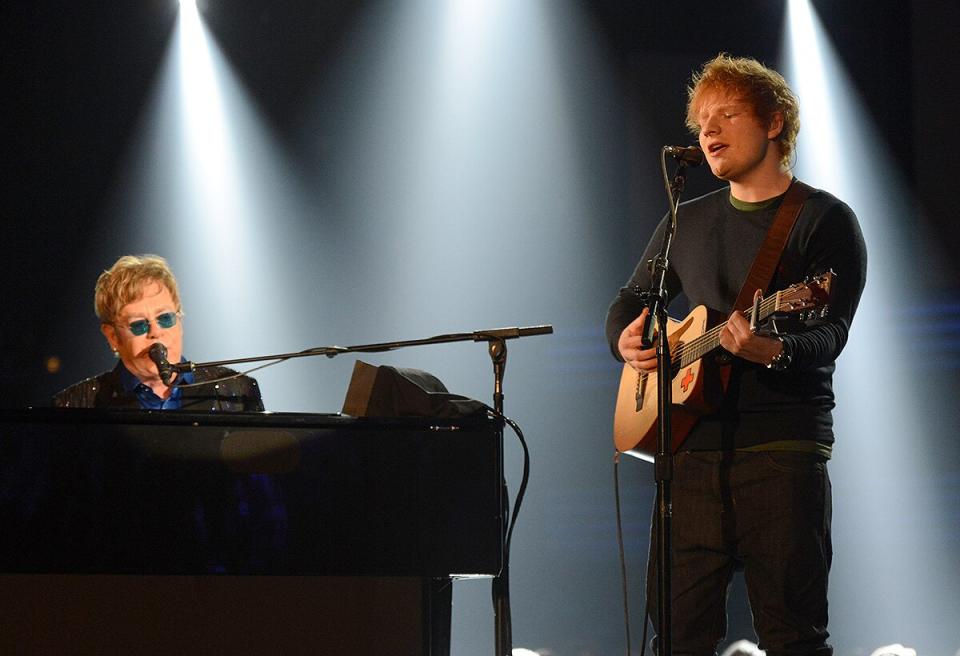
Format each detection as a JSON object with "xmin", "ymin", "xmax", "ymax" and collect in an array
[{"xmin": 680, "ymin": 367, "xmax": 694, "ymax": 392}]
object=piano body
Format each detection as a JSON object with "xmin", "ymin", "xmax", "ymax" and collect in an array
[{"xmin": 0, "ymin": 408, "xmax": 504, "ymax": 655}]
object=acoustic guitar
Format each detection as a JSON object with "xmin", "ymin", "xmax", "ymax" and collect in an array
[{"xmin": 613, "ymin": 271, "xmax": 833, "ymax": 457}]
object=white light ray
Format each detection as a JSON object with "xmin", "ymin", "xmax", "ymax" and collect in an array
[
  {"xmin": 784, "ymin": 2, "xmax": 957, "ymax": 651},
  {"xmin": 91, "ymin": 2, "xmax": 313, "ymax": 410}
]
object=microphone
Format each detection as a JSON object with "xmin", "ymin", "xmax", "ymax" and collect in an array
[
  {"xmin": 663, "ymin": 145, "xmax": 704, "ymax": 167},
  {"xmin": 471, "ymin": 325, "xmax": 554, "ymax": 341},
  {"xmin": 148, "ymin": 343, "xmax": 175, "ymax": 386}
]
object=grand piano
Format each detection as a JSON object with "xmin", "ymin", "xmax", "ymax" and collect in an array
[{"xmin": 0, "ymin": 408, "xmax": 504, "ymax": 655}]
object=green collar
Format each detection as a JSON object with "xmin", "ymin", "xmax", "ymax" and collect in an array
[{"xmin": 728, "ymin": 190, "xmax": 785, "ymax": 212}]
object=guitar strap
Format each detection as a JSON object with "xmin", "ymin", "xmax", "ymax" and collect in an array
[{"xmin": 732, "ymin": 179, "xmax": 813, "ymax": 312}]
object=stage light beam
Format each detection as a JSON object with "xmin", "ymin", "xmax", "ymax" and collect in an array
[
  {"xmin": 87, "ymin": 0, "xmax": 314, "ymax": 409},
  {"xmin": 783, "ymin": 2, "xmax": 959, "ymax": 653}
]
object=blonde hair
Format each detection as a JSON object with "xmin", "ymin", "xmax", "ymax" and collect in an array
[
  {"xmin": 94, "ymin": 254, "xmax": 181, "ymax": 323},
  {"xmin": 686, "ymin": 53, "xmax": 800, "ymax": 168}
]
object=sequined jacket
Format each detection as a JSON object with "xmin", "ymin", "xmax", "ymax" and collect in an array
[{"xmin": 53, "ymin": 363, "xmax": 264, "ymax": 412}]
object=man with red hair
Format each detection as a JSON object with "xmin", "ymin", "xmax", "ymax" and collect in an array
[{"xmin": 606, "ymin": 54, "xmax": 867, "ymax": 655}]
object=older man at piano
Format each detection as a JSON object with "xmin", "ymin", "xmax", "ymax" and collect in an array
[{"xmin": 54, "ymin": 254, "xmax": 263, "ymax": 411}]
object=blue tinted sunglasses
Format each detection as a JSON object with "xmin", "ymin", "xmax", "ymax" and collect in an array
[{"xmin": 121, "ymin": 311, "xmax": 179, "ymax": 336}]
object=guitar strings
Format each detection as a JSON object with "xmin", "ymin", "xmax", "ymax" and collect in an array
[
  {"xmin": 641, "ymin": 275, "xmax": 827, "ymax": 373},
  {"xmin": 671, "ymin": 294, "xmax": 780, "ymax": 367}
]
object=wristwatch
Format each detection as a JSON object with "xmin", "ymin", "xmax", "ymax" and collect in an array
[{"xmin": 766, "ymin": 336, "xmax": 792, "ymax": 371}]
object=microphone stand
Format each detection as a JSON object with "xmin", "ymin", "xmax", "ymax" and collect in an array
[
  {"xmin": 488, "ymin": 336, "xmax": 512, "ymax": 656},
  {"xmin": 641, "ymin": 150, "xmax": 691, "ymax": 656},
  {"xmin": 172, "ymin": 324, "xmax": 553, "ymax": 656},
  {"xmin": 171, "ymin": 325, "xmax": 552, "ymax": 372}
]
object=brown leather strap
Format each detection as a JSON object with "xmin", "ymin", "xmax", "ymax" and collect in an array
[{"xmin": 733, "ymin": 180, "xmax": 813, "ymax": 311}]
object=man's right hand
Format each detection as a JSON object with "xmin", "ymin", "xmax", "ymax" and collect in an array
[{"xmin": 617, "ymin": 307, "xmax": 659, "ymax": 372}]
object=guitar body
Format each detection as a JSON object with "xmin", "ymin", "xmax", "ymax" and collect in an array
[{"xmin": 613, "ymin": 305, "xmax": 725, "ymax": 457}]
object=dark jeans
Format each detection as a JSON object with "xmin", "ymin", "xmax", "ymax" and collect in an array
[{"xmin": 646, "ymin": 450, "xmax": 833, "ymax": 656}]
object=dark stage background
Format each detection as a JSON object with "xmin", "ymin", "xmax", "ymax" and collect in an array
[{"xmin": 3, "ymin": 1, "xmax": 959, "ymax": 654}]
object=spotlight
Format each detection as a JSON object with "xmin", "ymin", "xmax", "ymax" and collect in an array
[{"xmin": 870, "ymin": 645, "xmax": 917, "ymax": 656}]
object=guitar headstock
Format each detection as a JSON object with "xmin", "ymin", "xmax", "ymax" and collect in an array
[{"xmin": 774, "ymin": 270, "xmax": 834, "ymax": 315}]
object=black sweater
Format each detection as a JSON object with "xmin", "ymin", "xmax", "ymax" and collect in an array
[{"xmin": 605, "ymin": 184, "xmax": 867, "ymax": 451}]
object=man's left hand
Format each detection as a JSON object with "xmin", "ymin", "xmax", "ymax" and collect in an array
[{"xmin": 719, "ymin": 304, "xmax": 783, "ymax": 366}]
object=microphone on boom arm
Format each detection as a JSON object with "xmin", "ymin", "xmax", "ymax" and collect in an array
[
  {"xmin": 148, "ymin": 343, "xmax": 176, "ymax": 386},
  {"xmin": 663, "ymin": 145, "xmax": 704, "ymax": 167}
]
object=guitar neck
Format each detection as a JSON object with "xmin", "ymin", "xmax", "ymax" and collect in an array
[{"xmin": 674, "ymin": 294, "xmax": 782, "ymax": 368}]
